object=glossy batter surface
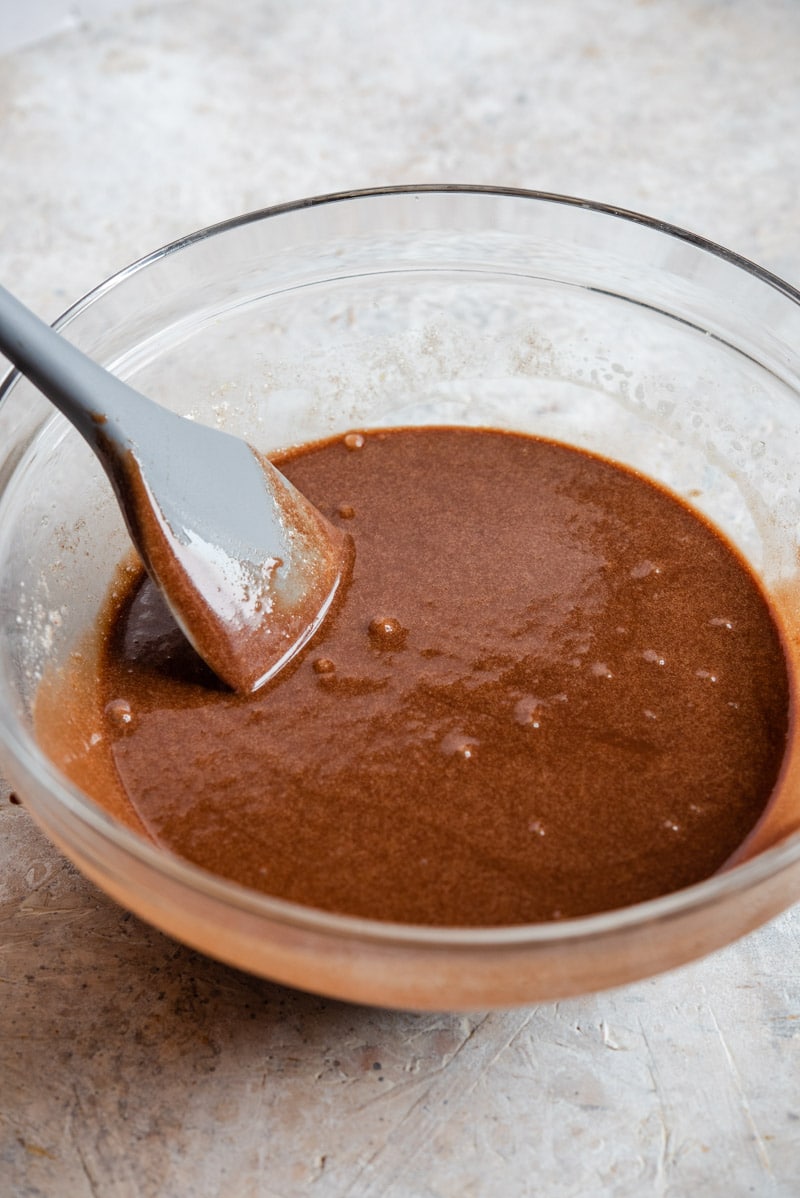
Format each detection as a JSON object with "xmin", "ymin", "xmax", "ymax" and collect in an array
[{"xmin": 42, "ymin": 428, "xmax": 791, "ymax": 924}]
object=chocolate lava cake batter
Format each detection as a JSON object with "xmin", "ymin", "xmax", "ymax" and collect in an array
[{"xmin": 40, "ymin": 428, "xmax": 791, "ymax": 924}]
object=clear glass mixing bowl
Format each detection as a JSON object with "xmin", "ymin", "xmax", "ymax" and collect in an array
[{"xmin": 1, "ymin": 186, "xmax": 800, "ymax": 1010}]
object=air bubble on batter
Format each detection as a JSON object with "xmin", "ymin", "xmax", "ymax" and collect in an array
[{"xmin": 440, "ymin": 730, "xmax": 479, "ymax": 759}]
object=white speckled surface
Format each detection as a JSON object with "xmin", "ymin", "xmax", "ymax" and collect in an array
[{"xmin": 2, "ymin": 2, "xmax": 800, "ymax": 1194}]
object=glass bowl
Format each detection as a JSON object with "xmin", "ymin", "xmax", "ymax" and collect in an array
[{"xmin": 1, "ymin": 185, "xmax": 799, "ymax": 1011}]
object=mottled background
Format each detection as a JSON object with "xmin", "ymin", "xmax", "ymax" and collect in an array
[{"xmin": 1, "ymin": 2, "xmax": 799, "ymax": 1194}]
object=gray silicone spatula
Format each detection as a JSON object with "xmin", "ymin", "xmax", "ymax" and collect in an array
[{"xmin": 0, "ymin": 284, "xmax": 350, "ymax": 693}]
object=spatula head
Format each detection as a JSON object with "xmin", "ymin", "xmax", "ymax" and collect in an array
[{"xmin": 109, "ymin": 418, "xmax": 351, "ymax": 693}]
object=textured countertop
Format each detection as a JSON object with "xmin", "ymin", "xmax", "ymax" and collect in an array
[{"xmin": 2, "ymin": 2, "xmax": 800, "ymax": 1195}]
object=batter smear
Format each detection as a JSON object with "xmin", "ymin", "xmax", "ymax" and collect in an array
[{"xmin": 47, "ymin": 428, "xmax": 791, "ymax": 924}]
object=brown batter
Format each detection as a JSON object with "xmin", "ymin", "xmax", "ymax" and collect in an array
[{"xmin": 37, "ymin": 427, "xmax": 791, "ymax": 925}]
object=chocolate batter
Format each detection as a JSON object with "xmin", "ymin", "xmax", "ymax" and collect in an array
[{"xmin": 38, "ymin": 428, "xmax": 791, "ymax": 925}]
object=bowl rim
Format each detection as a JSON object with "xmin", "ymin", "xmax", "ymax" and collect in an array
[
  {"xmin": 69, "ymin": 181, "xmax": 800, "ymax": 310},
  {"xmin": 2, "ymin": 182, "xmax": 800, "ymax": 950}
]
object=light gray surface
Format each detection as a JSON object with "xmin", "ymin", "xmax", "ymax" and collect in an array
[{"xmin": 1, "ymin": 2, "xmax": 799, "ymax": 1194}]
